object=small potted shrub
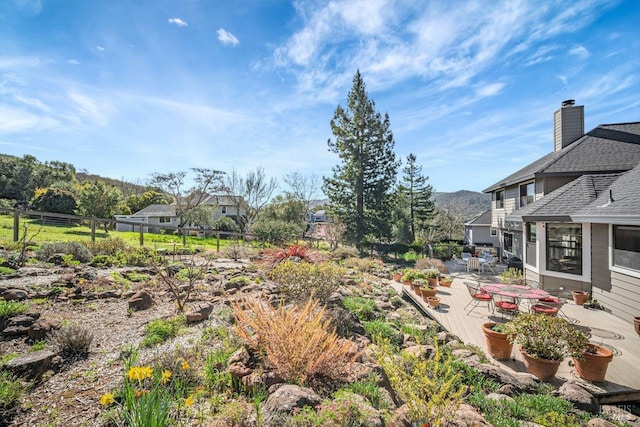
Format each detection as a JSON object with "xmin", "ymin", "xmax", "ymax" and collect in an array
[
  {"xmin": 424, "ymin": 268, "xmax": 440, "ymax": 287},
  {"xmin": 482, "ymin": 322, "xmax": 514, "ymax": 360},
  {"xmin": 401, "ymin": 269, "xmax": 426, "ymax": 285},
  {"xmin": 572, "ymin": 343, "xmax": 614, "ymax": 382},
  {"xmin": 419, "ymin": 282, "xmax": 437, "ymax": 301},
  {"xmin": 504, "ymin": 313, "xmax": 589, "ymax": 381},
  {"xmin": 426, "ymin": 296, "xmax": 440, "ymax": 309},
  {"xmin": 439, "ymin": 276, "xmax": 453, "ymax": 287},
  {"xmin": 391, "ymin": 270, "xmax": 403, "ymax": 282},
  {"xmin": 412, "ymin": 278, "xmax": 427, "ymax": 295}
]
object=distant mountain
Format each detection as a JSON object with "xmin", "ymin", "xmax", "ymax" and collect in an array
[{"xmin": 433, "ymin": 190, "xmax": 491, "ymax": 220}]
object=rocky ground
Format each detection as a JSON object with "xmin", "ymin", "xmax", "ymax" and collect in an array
[{"xmin": 1, "ymin": 255, "xmax": 638, "ymax": 427}]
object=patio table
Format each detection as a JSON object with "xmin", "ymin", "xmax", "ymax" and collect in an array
[{"xmin": 481, "ymin": 283, "xmax": 550, "ymax": 300}]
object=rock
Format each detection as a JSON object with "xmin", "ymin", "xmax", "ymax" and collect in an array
[
  {"xmin": 4, "ymin": 349, "xmax": 57, "ymax": 379},
  {"xmin": 449, "ymin": 403, "xmax": 492, "ymax": 426},
  {"xmin": 335, "ymin": 392, "xmax": 383, "ymax": 426},
  {"xmin": 1, "ymin": 325, "xmax": 31, "ymax": 336},
  {"xmin": 403, "ymin": 344, "xmax": 435, "ymax": 359},
  {"xmin": 228, "ymin": 363, "xmax": 251, "ymax": 378},
  {"xmin": 128, "ymin": 290, "xmax": 154, "ymax": 311},
  {"xmin": 185, "ymin": 304, "xmax": 213, "ymax": 323},
  {"xmin": 555, "ymin": 382, "xmax": 599, "ymax": 414},
  {"xmin": 388, "ymin": 404, "xmax": 412, "ymax": 427},
  {"xmin": 587, "ymin": 419, "xmax": 619, "ymax": 427},
  {"xmin": 261, "ymin": 384, "xmax": 322, "ymax": 426},
  {"xmin": 28, "ymin": 317, "xmax": 62, "ymax": 341},
  {"xmin": 466, "ymin": 361, "xmax": 538, "ymax": 394},
  {"xmin": 229, "ymin": 347, "xmax": 251, "ymax": 365},
  {"xmin": 1, "ymin": 288, "xmax": 29, "ymax": 301},
  {"xmin": 97, "ymin": 290, "xmax": 120, "ymax": 299},
  {"xmin": 47, "ymin": 253, "xmax": 68, "ymax": 265},
  {"xmin": 5, "ymin": 314, "xmax": 39, "ymax": 327},
  {"xmin": 486, "ymin": 392, "xmax": 515, "ymax": 403}
]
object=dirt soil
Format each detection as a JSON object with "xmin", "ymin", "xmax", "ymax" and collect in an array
[{"xmin": 1, "ymin": 259, "xmax": 247, "ymax": 427}]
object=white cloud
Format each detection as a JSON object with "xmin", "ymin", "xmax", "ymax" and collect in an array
[
  {"xmin": 557, "ymin": 75, "xmax": 568, "ymax": 85},
  {"xmin": 96, "ymin": 46, "xmax": 105, "ymax": 52},
  {"xmin": 168, "ymin": 18, "xmax": 188, "ymax": 27},
  {"xmin": 217, "ymin": 28, "xmax": 239, "ymax": 46},
  {"xmin": 67, "ymin": 59, "xmax": 81, "ymax": 65},
  {"xmin": 475, "ymin": 83, "xmax": 505, "ymax": 98},
  {"xmin": 569, "ymin": 45, "xmax": 590, "ymax": 59}
]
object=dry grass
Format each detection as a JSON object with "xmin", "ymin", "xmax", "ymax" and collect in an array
[{"xmin": 232, "ymin": 297, "xmax": 358, "ymax": 385}]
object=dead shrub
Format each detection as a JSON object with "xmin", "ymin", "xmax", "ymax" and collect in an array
[
  {"xmin": 232, "ymin": 297, "xmax": 358, "ymax": 385},
  {"xmin": 415, "ymin": 257, "xmax": 449, "ymax": 274}
]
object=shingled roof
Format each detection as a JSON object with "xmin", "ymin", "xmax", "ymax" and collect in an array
[
  {"xmin": 484, "ymin": 122, "xmax": 640, "ymax": 192},
  {"xmin": 573, "ymin": 164, "xmax": 640, "ymax": 225},
  {"xmin": 465, "ymin": 209, "xmax": 492, "ymax": 226},
  {"xmin": 506, "ymin": 173, "xmax": 622, "ymax": 222}
]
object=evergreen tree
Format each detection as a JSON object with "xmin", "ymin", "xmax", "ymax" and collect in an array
[
  {"xmin": 398, "ymin": 153, "xmax": 435, "ymax": 242},
  {"xmin": 323, "ymin": 70, "xmax": 399, "ymax": 250}
]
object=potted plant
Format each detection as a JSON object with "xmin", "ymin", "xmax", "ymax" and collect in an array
[
  {"xmin": 439, "ymin": 276, "xmax": 453, "ymax": 287},
  {"xmin": 504, "ymin": 313, "xmax": 589, "ymax": 381},
  {"xmin": 482, "ymin": 322, "xmax": 514, "ymax": 360},
  {"xmin": 392, "ymin": 270, "xmax": 403, "ymax": 282},
  {"xmin": 633, "ymin": 316, "xmax": 640, "ymax": 336},
  {"xmin": 426, "ymin": 296, "xmax": 440, "ymax": 309},
  {"xmin": 412, "ymin": 278, "xmax": 427, "ymax": 295},
  {"xmin": 572, "ymin": 343, "xmax": 614, "ymax": 382},
  {"xmin": 401, "ymin": 269, "xmax": 427, "ymax": 286},
  {"xmin": 572, "ymin": 290, "xmax": 589, "ymax": 305},
  {"xmin": 420, "ymin": 284, "xmax": 437, "ymax": 301},
  {"xmin": 424, "ymin": 268, "xmax": 440, "ymax": 287}
]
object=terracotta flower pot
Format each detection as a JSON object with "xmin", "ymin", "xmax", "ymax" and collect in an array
[
  {"xmin": 482, "ymin": 323, "xmax": 514, "ymax": 360},
  {"xmin": 420, "ymin": 286, "xmax": 437, "ymax": 301},
  {"xmin": 633, "ymin": 316, "xmax": 640, "ymax": 336},
  {"xmin": 427, "ymin": 277, "xmax": 439, "ymax": 287},
  {"xmin": 572, "ymin": 344, "xmax": 613, "ymax": 383},
  {"xmin": 427, "ymin": 296, "xmax": 440, "ymax": 308},
  {"xmin": 572, "ymin": 290, "xmax": 589, "ymax": 305},
  {"xmin": 392, "ymin": 273, "xmax": 402, "ymax": 282},
  {"xmin": 519, "ymin": 348, "xmax": 562, "ymax": 381},
  {"xmin": 439, "ymin": 278, "xmax": 452, "ymax": 287},
  {"xmin": 412, "ymin": 282, "xmax": 423, "ymax": 294}
]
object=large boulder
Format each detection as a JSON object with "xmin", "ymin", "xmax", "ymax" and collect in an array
[
  {"xmin": 261, "ymin": 384, "xmax": 321, "ymax": 426},
  {"xmin": 127, "ymin": 290, "xmax": 154, "ymax": 311},
  {"xmin": 554, "ymin": 382, "xmax": 599, "ymax": 414},
  {"xmin": 4, "ymin": 349, "xmax": 60, "ymax": 379}
]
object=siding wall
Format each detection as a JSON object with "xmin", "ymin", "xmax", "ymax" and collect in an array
[
  {"xmin": 593, "ymin": 271, "xmax": 640, "ymax": 322},
  {"xmin": 591, "ymin": 224, "xmax": 611, "ymax": 291},
  {"xmin": 543, "ymin": 176, "xmax": 575, "ymax": 194}
]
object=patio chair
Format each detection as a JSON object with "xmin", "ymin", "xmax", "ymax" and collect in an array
[
  {"xmin": 466, "ymin": 257, "xmax": 481, "ymax": 273},
  {"xmin": 481, "ymin": 256, "xmax": 499, "ymax": 274},
  {"xmin": 493, "ymin": 294, "xmax": 519, "ymax": 319},
  {"xmin": 463, "ymin": 281, "xmax": 493, "ymax": 315},
  {"xmin": 535, "ymin": 288, "xmax": 570, "ymax": 318}
]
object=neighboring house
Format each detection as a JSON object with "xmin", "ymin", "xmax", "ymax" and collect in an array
[
  {"xmin": 464, "ymin": 209, "xmax": 499, "ymax": 247},
  {"xmin": 115, "ymin": 194, "xmax": 248, "ymax": 232},
  {"xmin": 483, "ymin": 100, "xmax": 640, "ymax": 323},
  {"xmin": 306, "ymin": 209, "xmax": 327, "ymax": 223}
]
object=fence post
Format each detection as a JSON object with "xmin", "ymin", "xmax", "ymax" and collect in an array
[
  {"xmin": 90, "ymin": 217, "xmax": 96, "ymax": 243},
  {"xmin": 139, "ymin": 224, "xmax": 144, "ymax": 247},
  {"xmin": 216, "ymin": 232, "xmax": 220, "ymax": 252},
  {"xmin": 13, "ymin": 209, "xmax": 20, "ymax": 242}
]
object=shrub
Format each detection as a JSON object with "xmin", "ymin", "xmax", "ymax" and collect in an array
[
  {"xmin": 498, "ymin": 268, "xmax": 524, "ymax": 285},
  {"xmin": 50, "ymin": 324, "xmax": 94, "ymax": 358},
  {"xmin": 0, "ymin": 371, "xmax": 29, "ymax": 422},
  {"xmin": 291, "ymin": 392, "xmax": 382, "ymax": 426},
  {"xmin": 0, "ymin": 299, "xmax": 29, "ymax": 322},
  {"xmin": 261, "ymin": 243, "xmax": 320, "ymax": 266},
  {"xmin": 424, "ymin": 268, "xmax": 440, "ymax": 279},
  {"xmin": 342, "ymin": 374, "xmax": 391, "ymax": 410},
  {"xmin": 328, "ymin": 246, "xmax": 359, "ymax": 260},
  {"xmin": 90, "ymin": 254, "xmax": 117, "ymax": 267},
  {"xmin": 89, "ymin": 237, "xmax": 130, "ymax": 256},
  {"xmin": 232, "ymin": 297, "xmax": 358, "ymax": 385},
  {"xmin": 252, "ymin": 219, "xmax": 303, "ymax": 245},
  {"xmin": 142, "ymin": 316, "xmax": 185, "ymax": 347},
  {"xmin": 212, "ymin": 216, "xmax": 240, "ymax": 233},
  {"xmin": 0, "ymin": 266, "xmax": 14, "ymax": 275},
  {"xmin": 341, "ymin": 257, "xmax": 383, "ymax": 273},
  {"xmin": 36, "ymin": 241, "xmax": 92, "ymax": 263},
  {"xmin": 415, "ymin": 257, "xmax": 449, "ymax": 274},
  {"xmin": 362, "ymin": 320, "xmax": 404, "ymax": 349},
  {"xmin": 374, "ymin": 339, "xmax": 466, "ymax": 426},
  {"xmin": 342, "ymin": 296, "xmax": 380, "ymax": 321},
  {"xmin": 268, "ymin": 260, "xmax": 346, "ymax": 304},
  {"xmin": 400, "ymin": 269, "xmax": 426, "ymax": 283},
  {"xmin": 402, "ymin": 251, "xmax": 418, "ymax": 262}
]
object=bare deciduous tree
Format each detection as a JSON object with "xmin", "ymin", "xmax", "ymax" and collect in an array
[
  {"xmin": 283, "ymin": 171, "xmax": 321, "ymax": 220},
  {"xmin": 225, "ymin": 167, "xmax": 278, "ymax": 232}
]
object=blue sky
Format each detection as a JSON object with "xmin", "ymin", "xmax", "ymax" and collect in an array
[{"xmin": 1, "ymin": 0, "xmax": 639, "ymax": 194}]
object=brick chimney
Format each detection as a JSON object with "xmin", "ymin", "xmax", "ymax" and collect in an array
[{"xmin": 553, "ymin": 99, "xmax": 584, "ymax": 151}]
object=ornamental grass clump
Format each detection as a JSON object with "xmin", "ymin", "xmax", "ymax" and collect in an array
[
  {"xmin": 268, "ymin": 259, "xmax": 346, "ymax": 304},
  {"xmin": 232, "ymin": 296, "xmax": 358, "ymax": 385},
  {"xmin": 50, "ymin": 324, "xmax": 94, "ymax": 359}
]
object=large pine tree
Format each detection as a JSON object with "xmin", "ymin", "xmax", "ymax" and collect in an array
[
  {"xmin": 398, "ymin": 153, "xmax": 435, "ymax": 243},
  {"xmin": 323, "ymin": 70, "xmax": 399, "ymax": 250}
]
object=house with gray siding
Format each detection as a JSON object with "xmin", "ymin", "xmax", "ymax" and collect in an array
[
  {"xmin": 483, "ymin": 100, "xmax": 640, "ymax": 323},
  {"xmin": 464, "ymin": 209, "xmax": 499, "ymax": 247}
]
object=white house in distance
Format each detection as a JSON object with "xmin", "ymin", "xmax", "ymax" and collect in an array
[
  {"xmin": 115, "ymin": 194, "xmax": 247, "ymax": 233},
  {"xmin": 464, "ymin": 209, "xmax": 500, "ymax": 248},
  {"xmin": 483, "ymin": 100, "xmax": 640, "ymax": 323}
]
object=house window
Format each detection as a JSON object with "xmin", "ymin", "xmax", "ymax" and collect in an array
[
  {"xmin": 503, "ymin": 232, "xmax": 513, "ymax": 253},
  {"xmin": 490, "ymin": 228, "xmax": 497, "ymax": 236},
  {"xmin": 221, "ymin": 206, "xmax": 227, "ymax": 214},
  {"xmin": 526, "ymin": 223, "xmax": 537, "ymax": 267},
  {"xmin": 613, "ymin": 225, "xmax": 640, "ymax": 272},
  {"xmin": 496, "ymin": 190, "xmax": 505, "ymax": 209},
  {"xmin": 546, "ymin": 223, "xmax": 582, "ymax": 275},
  {"xmin": 519, "ymin": 182, "xmax": 534, "ymax": 208},
  {"xmin": 159, "ymin": 217, "xmax": 171, "ymax": 223}
]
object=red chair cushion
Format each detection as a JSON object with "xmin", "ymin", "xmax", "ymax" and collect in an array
[
  {"xmin": 494, "ymin": 301, "xmax": 517, "ymax": 311},
  {"xmin": 473, "ymin": 294, "xmax": 492, "ymax": 301},
  {"xmin": 531, "ymin": 304, "xmax": 559, "ymax": 315},
  {"xmin": 538, "ymin": 297, "xmax": 558, "ymax": 303}
]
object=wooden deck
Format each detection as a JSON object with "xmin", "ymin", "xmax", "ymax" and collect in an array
[{"xmin": 389, "ymin": 268, "xmax": 640, "ymax": 404}]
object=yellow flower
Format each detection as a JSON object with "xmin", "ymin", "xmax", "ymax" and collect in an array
[
  {"xmin": 181, "ymin": 360, "xmax": 190, "ymax": 370},
  {"xmin": 161, "ymin": 370, "xmax": 172, "ymax": 384},
  {"xmin": 100, "ymin": 392, "xmax": 115, "ymax": 406},
  {"xmin": 184, "ymin": 395, "xmax": 194, "ymax": 406},
  {"xmin": 127, "ymin": 366, "xmax": 153, "ymax": 381}
]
